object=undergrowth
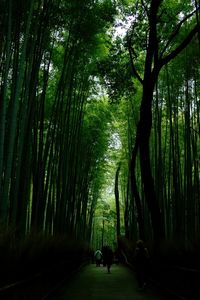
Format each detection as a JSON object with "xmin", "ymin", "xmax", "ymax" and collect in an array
[{"xmin": 0, "ymin": 227, "xmax": 90, "ymax": 287}]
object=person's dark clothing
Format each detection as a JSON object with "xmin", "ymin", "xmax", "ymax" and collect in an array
[
  {"xmin": 134, "ymin": 240, "xmax": 149, "ymax": 289},
  {"xmin": 102, "ymin": 246, "xmax": 113, "ymax": 273}
]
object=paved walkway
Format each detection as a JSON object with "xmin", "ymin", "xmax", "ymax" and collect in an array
[{"xmin": 49, "ymin": 264, "xmax": 170, "ymax": 300}]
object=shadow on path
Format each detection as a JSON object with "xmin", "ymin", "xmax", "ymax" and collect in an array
[{"xmin": 49, "ymin": 264, "xmax": 171, "ymax": 300}]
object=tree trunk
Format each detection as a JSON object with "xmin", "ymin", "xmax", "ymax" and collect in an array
[
  {"xmin": 130, "ymin": 140, "xmax": 145, "ymax": 240},
  {"xmin": 138, "ymin": 76, "xmax": 165, "ymax": 241},
  {"xmin": 115, "ymin": 163, "xmax": 121, "ymax": 238}
]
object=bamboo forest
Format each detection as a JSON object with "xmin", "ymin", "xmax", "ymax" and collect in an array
[{"xmin": 0, "ymin": 0, "xmax": 200, "ymax": 298}]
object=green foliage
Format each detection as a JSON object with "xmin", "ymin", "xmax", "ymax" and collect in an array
[
  {"xmin": 83, "ymin": 98, "xmax": 112, "ymax": 188},
  {"xmin": 98, "ymin": 39, "xmax": 136, "ymax": 102}
]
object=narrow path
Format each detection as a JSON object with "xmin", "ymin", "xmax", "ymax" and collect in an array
[{"xmin": 48, "ymin": 264, "xmax": 170, "ymax": 300}]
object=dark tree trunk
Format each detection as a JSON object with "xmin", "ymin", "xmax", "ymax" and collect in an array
[
  {"xmin": 115, "ymin": 163, "xmax": 121, "ymax": 238},
  {"xmin": 130, "ymin": 140, "xmax": 145, "ymax": 240},
  {"xmin": 138, "ymin": 72, "xmax": 165, "ymax": 241}
]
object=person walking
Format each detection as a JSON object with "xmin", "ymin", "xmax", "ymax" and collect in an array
[
  {"xmin": 94, "ymin": 249, "xmax": 102, "ymax": 267},
  {"xmin": 102, "ymin": 245, "xmax": 113, "ymax": 273},
  {"xmin": 134, "ymin": 240, "xmax": 150, "ymax": 290}
]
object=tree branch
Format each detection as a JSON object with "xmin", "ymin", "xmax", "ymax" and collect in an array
[
  {"xmin": 160, "ymin": 24, "xmax": 199, "ymax": 67},
  {"xmin": 160, "ymin": 8, "xmax": 200, "ymax": 58},
  {"xmin": 141, "ymin": 0, "xmax": 149, "ymax": 19},
  {"xmin": 128, "ymin": 45, "xmax": 143, "ymax": 85}
]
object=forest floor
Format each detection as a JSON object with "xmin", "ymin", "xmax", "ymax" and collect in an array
[{"xmin": 48, "ymin": 263, "xmax": 172, "ymax": 300}]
